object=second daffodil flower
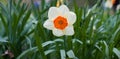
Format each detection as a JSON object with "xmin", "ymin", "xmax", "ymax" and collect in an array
[{"xmin": 43, "ymin": 5, "xmax": 76, "ymax": 37}]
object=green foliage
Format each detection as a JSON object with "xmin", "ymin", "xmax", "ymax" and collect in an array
[{"xmin": 0, "ymin": 0, "xmax": 120, "ymax": 59}]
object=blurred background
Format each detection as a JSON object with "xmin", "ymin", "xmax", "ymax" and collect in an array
[
  {"xmin": 0, "ymin": 0, "xmax": 100, "ymax": 7},
  {"xmin": 0, "ymin": 0, "xmax": 120, "ymax": 59}
]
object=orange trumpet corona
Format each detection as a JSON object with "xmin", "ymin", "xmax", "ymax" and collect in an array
[
  {"xmin": 112, "ymin": 0, "xmax": 116, "ymax": 5},
  {"xmin": 54, "ymin": 16, "xmax": 68, "ymax": 30}
]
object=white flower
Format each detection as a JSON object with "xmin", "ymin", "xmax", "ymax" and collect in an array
[
  {"xmin": 43, "ymin": 5, "xmax": 76, "ymax": 37},
  {"xmin": 104, "ymin": 0, "xmax": 116, "ymax": 9},
  {"xmin": 105, "ymin": 0, "xmax": 113, "ymax": 8},
  {"xmin": 116, "ymin": 4, "xmax": 120, "ymax": 10}
]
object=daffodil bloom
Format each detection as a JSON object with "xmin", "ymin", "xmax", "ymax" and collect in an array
[
  {"xmin": 105, "ymin": 0, "xmax": 113, "ymax": 8},
  {"xmin": 43, "ymin": 5, "xmax": 76, "ymax": 37},
  {"xmin": 105, "ymin": 0, "xmax": 120, "ymax": 10}
]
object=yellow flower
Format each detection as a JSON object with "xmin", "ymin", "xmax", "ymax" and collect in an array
[{"xmin": 43, "ymin": 5, "xmax": 76, "ymax": 37}]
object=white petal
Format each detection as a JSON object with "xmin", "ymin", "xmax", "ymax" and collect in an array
[
  {"xmin": 64, "ymin": 26, "xmax": 74, "ymax": 36},
  {"xmin": 58, "ymin": 5, "xmax": 69, "ymax": 15},
  {"xmin": 104, "ymin": 1, "xmax": 112, "ymax": 8},
  {"xmin": 66, "ymin": 12, "xmax": 76, "ymax": 24},
  {"xmin": 116, "ymin": 4, "xmax": 120, "ymax": 10},
  {"xmin": 43, "ymin": 20, "xmax": 54, "ymax": 30},
  {"xmin": 52, "ymin": 29, "xmax": 64, "ymax": 37},
  {"xmin": 48, "ymin": 7, "xmax": 59, "ymax": 19}
]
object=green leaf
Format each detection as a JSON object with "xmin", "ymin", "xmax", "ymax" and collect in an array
[
  {"xmin": 60, "ymin": 49, "xmax": 66, "ymax": 59},
  {"xmin": 42, "ymin": 41, "xmax": 55, "ymax": 47},
  {"xmin": 113, "ymin": 48, "xmax": 120, "ymax": 59},
  {"xmin": 0, "ymin": 13, "xmax": 8, "ymax": 32},
  {"xmin": 34, "ymin": 24, "xmax": 47, "ymax": 59},
  {"xmin": 103, "ymin": 41, "xmax": 109, "ymax": 59},
  {"xmin": 17, "ymin": 47, "xmax": 38, "ymax": 59},
  {"xmin": 67, "ymin": 50, "xmax": 77, "ymax": 59},
  {"xmin": 0, "ymin": 37, "xmax": 8, "ymax": 43},
  {"xmin": 44, "ymin": 49, "xmax": 55, "ymax": 55}
]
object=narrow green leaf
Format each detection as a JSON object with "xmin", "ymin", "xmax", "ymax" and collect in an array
[
  {"xmin": 113, "ymin": 48, "xmax": 120, "ymax": 59},
  {"xmin": 44, "ymin": 49, "xmax": 55, "ymax": 55},
  {"xmin": 103, "ymin": 41, "xmax": 109, "ymax": 59},
  {"xmin": 67, "ymin": 50, "xmax": 77, "ymax": 59},
  {"xmin": 60, "ymin": 49, "xmax": 66, "ymax": 59},
  {"xmin": 0, "ymin": 13, "xmax": 8, "ymax": 32},
  {"xmin": 21, "ymin": 10, "xmax": 31, "ymax": 30},
  {"xmin": 42, "ymin": 41, "xmax": 55, "ymax": 47},
  {"xmin": 34, "ymin": 24, "xmax": 47, "ymax": 59},
  {"xmin": 17, "ymin": 47, "xmax": 38, "ymax": 59},
  {"xmin": 0, "ymin": 37, "xmax": 8, "ymax": 43},
  {"xmin": 25, "ymin": 36, "xmax": 32, "ymax": 48}
]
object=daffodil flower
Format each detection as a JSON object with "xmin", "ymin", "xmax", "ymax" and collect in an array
[
  {"xmin": 105, "ymin": 0, "xmax": 113, "ymax": 8},
  {"xmin": 43, "ymin": 5, "xmax": 76, "ymax": 37},
  {"xmin": 105, "ymin": 0, "xmax": 117, "ymax": 8}
]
